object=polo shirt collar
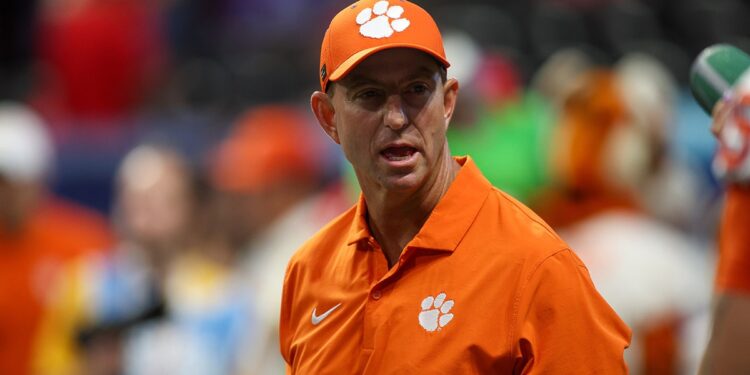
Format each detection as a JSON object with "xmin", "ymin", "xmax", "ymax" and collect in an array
[
  {"xmin": 346, "ymin": 194, "xmax": 371, "ymax": 246},
  {"xmin": 345, "ymin": 156, "xmax": 492, "ymax": 252}
]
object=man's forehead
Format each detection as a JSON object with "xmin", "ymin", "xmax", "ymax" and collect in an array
[{"xmin": 340, "ymin": 49, "xmax": 442, "ymax": 84}]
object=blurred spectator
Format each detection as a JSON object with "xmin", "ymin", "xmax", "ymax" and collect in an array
[
  {"xmin": 112, "ymin": 143, "xmax": 261, "ymax": 375},
  {"xmin": 210, "ymin": 105, "xmax": 346, "ymax": 374},
  {"xmin": 530, "ymin": 47, "xmax": 594, "ymax": 110},
  {"xmin": 614, "ymin": 53, "xmax": 709, "ymax": 229},
  {"xmin": 693, "ymin": 50, "xmax": 750, "ymax": 374},
  {"xmin": 111, "ymin": 145, "xmax": 257, "ymax": 375},
  {"xmin": 0, "ymin": 102, "xmax": 112, "ymax": 375},
  {"xmin": 533, "ymin": 69, "xmax": 712, "ymax": 375},
  {"xmin": 34, "ymin": 144, "xmax": 204, "ymax": 375}
]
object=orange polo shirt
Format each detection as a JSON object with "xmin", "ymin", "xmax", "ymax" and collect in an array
[
  {"xmin": 280, "ymin": 157, "xmax": 630, "ymax": 374},
  {"xmin": 716, "ymin": 185, "xmax": 750, "ymax": 294}
]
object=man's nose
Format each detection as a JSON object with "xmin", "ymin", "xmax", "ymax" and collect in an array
[{"xmin": 384, "ymin": 95, "xmax": 408, "ymax": 130}]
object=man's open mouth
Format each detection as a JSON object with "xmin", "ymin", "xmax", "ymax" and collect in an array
[{"xmin": 381, "ymin": 146, "xmax": 417, "ymax": 161}]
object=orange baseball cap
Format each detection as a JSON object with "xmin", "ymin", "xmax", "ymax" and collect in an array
[{"xmin": 319, "ymin": 0, "xmax": 450, "ymax": 91}]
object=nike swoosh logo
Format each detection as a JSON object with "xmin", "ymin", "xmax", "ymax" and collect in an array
[{"xmin": 311, "ymin": 303, "xmax": 342, "ymax": 325}]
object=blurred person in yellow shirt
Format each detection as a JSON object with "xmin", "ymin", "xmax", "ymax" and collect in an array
[
  {"xmin": 34, "ymin": 144, "xmax": 203, "ymax": 375},
  {"xmin": 209, "ymin": 105, "xmax": 347, "ymax": 374}
]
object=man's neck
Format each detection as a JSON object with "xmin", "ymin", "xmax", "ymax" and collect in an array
[{"xmin": 363, "ymin": 153, "xmax": 460, "ymax": 267}]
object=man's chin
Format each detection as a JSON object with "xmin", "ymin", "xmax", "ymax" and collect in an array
[{"xmin": 379, "ymin": 172, "xmax": 423, "ymax": 193}]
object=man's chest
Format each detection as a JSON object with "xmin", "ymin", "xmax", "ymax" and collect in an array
[{"xmin": 285, "ymin": 248, "xmax": 523, "ymax": 374}]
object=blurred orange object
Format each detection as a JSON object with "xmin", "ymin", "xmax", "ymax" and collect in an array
[
  {"xmin": 715, "ymin": 185, "xmax": 750, "ymax": 294},
  {"xmin": 211, "ymin": 106, "xmax": 324, "ymax": 193},
  {"xmin": 536, "ymin": 69, "xmax": 641, "ymax": 227},
  {"xmin": 0, "ymin": 198, "xmax": 112, "ymax": 375},
  {"xmin": 642, "ymin": 315, "xmax": 680, "ymax": 375},
  {"xmin": 555, "ymin": 70, "xmax": 628, "ymax": 191}
]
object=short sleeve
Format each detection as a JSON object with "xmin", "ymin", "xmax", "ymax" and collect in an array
[
  {"xmin": 716, "ymin": 186, "xmax": 750, "ymax": 294},
  {"xmin": 279, "ymin": 256, "xmax": 298, "ymax": 370},
  {"xmin": 514, "ymin": 249, "xmax": 631, "ymax": 374}
]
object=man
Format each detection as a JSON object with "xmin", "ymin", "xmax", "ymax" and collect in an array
[
  {"xmin": 279, "ymin": 1, "xmax": 630, "ymax": 373},
  {"xmin": 0, "ymin": 102, "xmax": 112, "ymax": 375},
  {"xmin": 210, "ymin": 105, "xmax": 345, "ymax": 374},
  {"xmin": 33, "ymin": 144, "xmax": 201, "ymax": 375},
  {"xmin": 533, "ymin": 65, "xmax": 710, "ymax": 374},
  {"xmin": 690, "ymin": 44, "xmax": 750, "ymax": 375}
]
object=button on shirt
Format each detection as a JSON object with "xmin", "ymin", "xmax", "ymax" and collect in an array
[{"xmin": 280, "ymin": 157, "xmax": 630, "ymax": 374}]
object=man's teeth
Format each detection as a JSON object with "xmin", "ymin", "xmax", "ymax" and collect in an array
[{"xmin": 383, "ymin": 147, "xmax": 415, "ymax": 160}]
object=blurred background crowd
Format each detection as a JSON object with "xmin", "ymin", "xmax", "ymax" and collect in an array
[{"xmin": 2, "ymin": 0, "xmax": 748, "ymax": 374}]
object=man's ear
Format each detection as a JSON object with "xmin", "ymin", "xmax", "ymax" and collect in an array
[
  {"xmin": 442, "ymin": 78, "xmax": 459, "ymax": 128},
  {"xmin": 311, "ymin": 91, "xmax": 339, "ymax": 144}
]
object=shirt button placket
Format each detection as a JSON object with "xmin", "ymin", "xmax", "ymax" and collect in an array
[
  {"xmin": 363, "ymin": 239, "xmax": 387, "ymax": 351},
  {"xmin": 364, "ymin": 287, "xmax": 384, "ymax": 350}
]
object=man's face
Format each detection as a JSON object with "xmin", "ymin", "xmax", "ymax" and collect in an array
[
  {"xmin": 118, "ymin": 156, "xmax": 193, "ymax": 251},
  {"xmin": 325, "ymin": 48, "xmax": 457, "ymax": 193}
]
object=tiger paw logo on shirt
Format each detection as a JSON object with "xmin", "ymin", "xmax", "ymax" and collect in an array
[{"xmin": 418, "ymin": 292, "xmax": 454, "ymax": 332}]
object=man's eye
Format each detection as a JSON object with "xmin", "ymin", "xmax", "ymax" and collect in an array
[
  {"xmin": 357, "ymin": 89, "xmax": 382, "ymax": 99},
  {"xmin": 407, "ymin": 83, "xmax": 430, "ymax": 95},
  {"xmin": 402, "ymin": 83, "xmax": 432, "ymax": 107}
]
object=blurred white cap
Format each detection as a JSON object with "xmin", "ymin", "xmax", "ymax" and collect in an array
[
  {"xmin": 0, "ymin": 102, "xmax": 54, "ymax": 182},
  {"xmin": 615, "ymin": 52, "xmax": 676, "ymax": 137},
  {"xmin": 531, "ymin": 48, "xmax": 592, "ymax": 105},
  {"xmin": 443, "ymin": 29, "xmax": 481, "ymax": 86}
]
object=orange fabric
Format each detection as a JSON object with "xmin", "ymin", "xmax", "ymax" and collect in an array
[
  {"xmin": 211, "ymin": 106, "xmax": 322, "ymax": 192},
  {"xmin": 319, "ymin": 0, "xmax": 449, "ymax": 90},
  {"xmin": 715, "ymin": 185, "xmax": 750, "ymax": 294},
  {"xmin": 642, "ymin": 316, "xmax": 680, "ymax": 375},
  {"xmin": 558, "ymin": 70, "xmax": 628, "ymax": 192},
  {"xmin": 280, "ymin": 157, "xmax": 630, "ymax": 374},
  {"xmin": 0, "ymin": 198, "xmax": 112, "ymax": 375},
  {"xmin": 532, "ymin": 188, "xmax": 639, "ymax": 228},
  {"xmin": 535, "ymin": 69, "xmax": 640, "ymax": 227}
]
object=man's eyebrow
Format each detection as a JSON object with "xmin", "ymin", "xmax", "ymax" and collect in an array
[
  {"xmin": 342, "ymin": 75, "xmax": 379, "ymax": 89},
  {"xmin": 404, "ymin": 66, "xmax": 440, "ymax": 81}
]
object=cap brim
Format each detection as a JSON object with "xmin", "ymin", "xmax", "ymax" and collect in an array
[{"xmin": 329, "ymin": 43, "xmax": 451, "ymax": 83}]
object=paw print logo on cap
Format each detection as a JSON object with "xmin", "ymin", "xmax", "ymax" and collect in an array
[
  {"xmin": 418, "ymin": 292, "xmax": 454, "ymax": 332},
  {"xmin": 356, "ymin": 0, "xmax": 410, "ymax": 39}
]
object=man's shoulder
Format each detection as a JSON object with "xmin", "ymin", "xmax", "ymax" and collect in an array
[{"xmin": 477, "ymin": 187, "xmax": 569, "ymax": 260}]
